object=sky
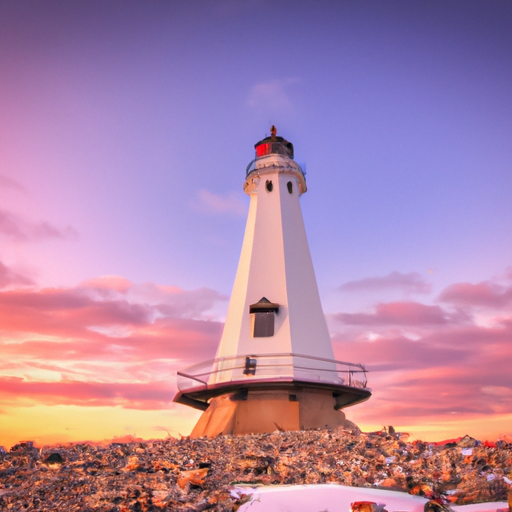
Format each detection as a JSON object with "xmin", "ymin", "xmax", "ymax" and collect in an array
[{"xmin": 0, "ymin": 0, "xmax": 511, "ymax": 449}]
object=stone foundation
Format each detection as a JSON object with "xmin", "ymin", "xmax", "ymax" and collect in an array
[{"xmin": 190, "ymin": 388, "xmax": 357, "ymax": 438}]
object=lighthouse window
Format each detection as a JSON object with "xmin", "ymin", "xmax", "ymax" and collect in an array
[
  {"xmin": 287, "ymin": 181, "xmax": 293, "ymax": 194},
  {"xmin": 265, "ymin": 180, "xmax": 273, "ymax": 192},
  {"xmin": 253, "ymin": 312, "xmax": 275, "ymax": 337},
  {"xmin": 249, "ymin": 297, "xmax": 279, "ymax": 338}
]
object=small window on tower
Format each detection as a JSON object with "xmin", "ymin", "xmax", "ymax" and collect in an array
[
  {"xmin": 253, "ymin": 312, "xmax": 274, "ymax": 337},
  {"xmin": 287, "ymin": 181, "xmax": 293, "ymax": 194},
  {"xmin": 266, "ymin": 180, "xmax": 273, "ymax": 192},
  {"xmin": 249, "ymin": 297, "xmax": 279, "ymax": 338}
]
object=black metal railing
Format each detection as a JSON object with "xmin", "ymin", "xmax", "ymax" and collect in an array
[
  {"xmin": 245, "ymin": 154, "xmax": 306, "ymax": 177},
  {"xmin": 177, "ymin": 352, "xmax": 368, "ymax": 394}
]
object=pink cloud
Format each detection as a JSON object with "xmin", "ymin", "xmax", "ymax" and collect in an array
[
  {"xmin": 0, "ymin": 289, "xmax": 153, "ymax": 340},
  {"xmin": 333, "ymin": 335, "xmax": 470, "ymax": 372},
  {"xmin": 333, "ymin": 316, "xmax": 512, "ymax": 426},
  {"xmin": 0, "ymin": 376, "xmax": 175, "ymax": 410},
  {"xmin": 2, "ymin": 267, "xmax": 511, "ymax": 431},
  {"xmin": 439, "ymin": 281, "xmax": 512, "ymax": 308},
  {"xmin": 0, "ymin": 300, "xmax": 221, "ymax": 364},
  {"xmin": 335, "ymin": 301, "xmax": 467, "ymax": 326},
  {"xmin": 330, "ymin": 270, "xmax": 512, "ymax": 430},
  {"xmin": 365, "ymin": 363, "xmax": 512, "ymax": 421},
  {"xmin": 0, "ymin": 260, "xmax": 34, "ymax": 289},
  {"xmin": 0, "ymin": 284, "xmax": 225, "ymax": 336},
  {"xmin": 79, "ymin": 275, "xmax": 133, "ymax": 295},
  {"xmin": 0, "ymin": 174, "xmax": 25, "ymax": 191},
  {"xmin": 339, "ymin": 271, "xmax": 431, "ymax": 294},
  {"xmin": 0, "ymin": 208, "xmax": 78, "ymax": 242},
  {"xmin": 0, "ymin": 279, "xmax": 223, "ymax": 411},
  {"xmin": 192, "ymin": 189, "xmax": 246, "ymax": 216},
  {"xmin": 0, "ymin": 283, "xmax": 225, "ymax": 327},
  {"xmin": 131, "ymin": 282, "xmax": 228, "ymax": 313},
  {"xmin": 247, "ymin": 78, "xmax": 298, "ymax": 111},
  {"xmin": 78, "ymin": 279, "xmax": 227, "ymax": 317}
]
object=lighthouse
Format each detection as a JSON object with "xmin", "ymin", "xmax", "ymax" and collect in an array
[{"xmin": 174, "ymin": 127, "xmax": 371, "ymax": 437}]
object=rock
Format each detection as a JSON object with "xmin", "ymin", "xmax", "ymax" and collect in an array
[
  {"xmin": 44, "ymin": 453, "xmax": 64, "ymax": 464},
  {"xmin": 424, "ymin": 500, "xmax": 453, "ymax": 512},
  {"xmin": 0, "ymin": 431, "xmax": 509, "ymax": 510},
  {"xmin": 351, "ymin": 501, "xmax": 388, "ymax": 512},
  {"xmin": 457, "ymin": 436, "xmax": 478, "ymax": 448}
]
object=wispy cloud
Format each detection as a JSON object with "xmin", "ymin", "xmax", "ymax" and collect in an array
[
  {"xmin": 79, "ymin": 275, "xmax": 133, "ymax": 297},
  {"xmin": 0, "ymin": 376, "xmax": 175, "ymax": 410},
  {"xmin": 0, "ymin": 208, "xmax": 78, "ymax": 242},
  {"xmin": 439, "ymin": 280, "xmax": 512, "ymax": 309},
  {"xmin": 0, "ymin": 260, "xmax": 34, "ymax": 289},
  {"xmin": 247, "ymin": 78, "xmax": 299, "ymax": 111},
  {"xmin": 0, "ymin": 175, "xmax": 25, "ymax": 192},
  {"xmin": 192, "ymin": 189, "xmax": 246, "ymax": 216},
  {"xmin": 339, "ymin": 271, "xmax": 431, "ymax": 294},
  {"xmin": 1, "ymin": 317, "xmax": 220, "ymax": 364},
  {"xmin": 335, "ymin": 301, "xmax": 467, "ymax": 326}
]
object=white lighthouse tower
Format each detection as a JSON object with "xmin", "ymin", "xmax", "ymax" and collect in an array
[{"xmin": 174, "ymin": 127, "xmax": 370, "ymax": 437}]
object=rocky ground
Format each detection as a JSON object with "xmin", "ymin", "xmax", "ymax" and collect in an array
[{"xmin": 1, "ymin": 428, "xmax": 511, "ymax": 511}]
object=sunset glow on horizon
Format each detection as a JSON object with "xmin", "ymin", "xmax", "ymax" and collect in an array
[{"xmin": 1, "ymin": 1, "xmax": 511, "ymax": 449}]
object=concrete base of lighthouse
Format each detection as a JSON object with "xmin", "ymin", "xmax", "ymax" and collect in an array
[{"xmin": 189, "ymin": 388, "xmax": 358, "ymax": 438}]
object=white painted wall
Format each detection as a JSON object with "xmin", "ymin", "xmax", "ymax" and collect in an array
[{"xmin": 212, "ymin": 154, "xmax": 338, "ymax": 383}]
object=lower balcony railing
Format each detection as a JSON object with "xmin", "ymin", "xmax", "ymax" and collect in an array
[{"xmin": 176, "ymin": 353, "xmax": 368, "ymax": 394}]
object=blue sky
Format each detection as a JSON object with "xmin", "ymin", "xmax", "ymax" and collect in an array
[{"xmin": 0, "ymin": 1, "xmax": 511, "ymax": 446}]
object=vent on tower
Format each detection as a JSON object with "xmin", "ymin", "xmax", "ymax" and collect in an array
[{"xmin": 249, "ymin": 297, "xmax": 279, "ymax": 337}]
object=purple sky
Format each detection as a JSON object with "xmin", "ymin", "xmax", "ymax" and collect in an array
[{"xmin": 0, "ymin": 1, "xmax": 511, "ymax": 445}]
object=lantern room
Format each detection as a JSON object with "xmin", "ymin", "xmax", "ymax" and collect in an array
[{"xmin": 254, "ymin": 125, "xmax": 294, "ymax": 159}]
